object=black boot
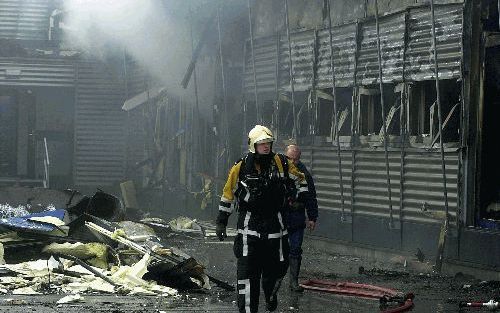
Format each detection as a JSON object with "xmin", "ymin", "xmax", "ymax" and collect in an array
[
  {"xmin": 265, "ymin": 294, "xmax": 277, "ymax": 312},
  {"xmin": 289, "ymin": 257, "xmax": 304, "ymax": 292}
]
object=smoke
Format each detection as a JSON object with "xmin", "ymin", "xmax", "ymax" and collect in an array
[{"xmin": 62, "ymin": 0, "xmax": 195, "ymax": 98}]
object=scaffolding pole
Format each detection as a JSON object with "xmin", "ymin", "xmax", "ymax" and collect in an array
[
  {"xmin": 327, "ymin": 0, "xmax": 346, "ymax": 220},
  {"xmin": 247, "ymin": 0, "xmax": 259, "ymax": 124},
  {"xmin": 189, "ymin": 6, "xmax": 200, "ymax": 186},
  {"xmin": 284, "ymin": 0, "xmax": 297, "ymax": 138},
  {"xmin": 374, "ymin": 0, "xmax": 394, "ymax": 226},
  {"xmin": 217, "ymin": 5, "xmax": 229, "ymax": 168},
  {"xmin": 430, "ymin": 0, "xmax": 450, "ymax": 273}
]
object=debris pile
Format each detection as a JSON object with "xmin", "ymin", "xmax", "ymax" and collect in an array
[{"xmin": 0, "ymin": 190, "xmax": 232, "ymax": 303}]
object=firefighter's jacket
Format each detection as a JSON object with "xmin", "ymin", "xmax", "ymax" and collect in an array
[{"xmin": 218, "ymin": 152, "xmax": 308, "ymax": 240}]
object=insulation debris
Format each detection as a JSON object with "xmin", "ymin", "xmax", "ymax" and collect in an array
[
  {"xmin": 0, "ymin": 190, "xmax": 230, "ymax": 303},
  {"xmin": 57, "ymin": 293, "xmax": 84, "ymax": 304},
  {"xmin": 168, "ymin": 216, "xmax": 202, "ymax": 233},
  {"xmin": 43, "ymin": 242, "xmax": 108, "ymax": 269}
]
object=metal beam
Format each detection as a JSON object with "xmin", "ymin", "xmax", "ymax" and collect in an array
[
  {"xmin": 247, "ymin": 0, "xmax": 260, "ymax": 123},
  {"xmin": 327, "ymin": 0, "xmax": 347, "ymax": 220},
  {"xmin": 284, "ymin": 0, "xmax": 297, "ymax": 138},
  {"xmin": 430, "ymin": 0, "xmax": 450, "ymax": 273},
  {"xmin": 181, "ymin": 12, "xmax": 216, "ymax": 89},
  {"xmin": 374, "ymin": 0, "xmax": 394, "ymax": 227}
]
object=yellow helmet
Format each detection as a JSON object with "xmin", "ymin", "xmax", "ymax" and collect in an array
[{"xmin": 248, "ymin": 125, "xmax": 274, "ymax": 153}]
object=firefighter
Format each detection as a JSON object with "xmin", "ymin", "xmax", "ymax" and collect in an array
[
  {"xmin": 216, "ymin": 125, "xmax": 308, "ymax": 313},
  {"xmin": 285, "ymin": 144, "xmax": 318, "ymax": 292}
]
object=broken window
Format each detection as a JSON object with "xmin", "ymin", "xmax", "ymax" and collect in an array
[
  {"xmin": 0, "ymin": 91, "xmax": 18, "ymax": 176},
  {"xmin": 311, "ymin": 88, "xmax": 353, "ymax": 138},
  {"xmin": 358, "ymin": 87, "xmax": 382, "ymax": 136},
  {"xmin": 408, "ymin": 80, "xmax": 460, "ymax": 144},
  {"xmin": 355, "ymin": 84, "xmax": 402, "ymax": 144}
]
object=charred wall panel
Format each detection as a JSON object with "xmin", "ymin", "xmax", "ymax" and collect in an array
[
  {"xmin": 405, "ymin": 4, "xmax": 463, "ymax": 81},
  {"xmin": 74, "ymin": 61, "xmax": 126, "ymax": 187},
  {"xmin": 302, "ymin": 148, "xmax": 354, "ymax": 214},
  {"xmin": 352, "ymin": 150, "xmax": 402, "ymax": 219},
  {"xmin": 316, "ymin": 24, "xmax": 357, "ymax": 88},
  {"xmin": 301, "ymin": 146, "xmax": 459, "ymax": 225},
  {"xmin": 244, "ymin": 35, "xmax": 278, "ymax": 96},
  {"xmin": 401, "ymin": 151, "xmax": 459, "ymax": 225},
  {"xmin": 279, "ymin": 29, "xmax": 316, "ymax": 92},
  {"xmin": 0, "ymin": 57, "xmax": 74, "ymax": 87},
  {"xmin": 0, "ymin": 0, "xmax": 51, "ymax": 40},
  {"xmin": 243, "ymin": 3, "xmax": 463, "ymax": 93},
  {"xmin": 356, "ymin": 13, "xmax": 406, "ymax": 85}
]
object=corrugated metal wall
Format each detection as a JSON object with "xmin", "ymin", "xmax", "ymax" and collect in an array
[
  {"xmin": 243, "ymin": 3, "xmax": 463, "ymax": 94},
  {"xmin": 74, "ymin": 61, "xmax": 126, "ymax": 187},
  {"xmin": 356, "ymin": 13, "xmax": 406, "ymax": 85},
  {"xmin": 243, "ymin": 35, "xmax": 278, "ymax": 96},
  {"xmin": 301, "ymin": 146, "xmax": 458, "ymax": 225},
  {"xmin": 279, "ymin": 29, "xmax": 316, "ymax": 92},
  {"xmin": 316, "ymin": 24, "xmax": 357, "ymax": 88},
  {"xmin": 405, "ymin": 4, "xmax": 463, "ymax": 81},
  {"xmin": 0, "ymin": 57, "xmax": 74, "ymax": 87},
  {"xmin": 0, "ymin": 0, "xmax": 51, "ymax": 40}
]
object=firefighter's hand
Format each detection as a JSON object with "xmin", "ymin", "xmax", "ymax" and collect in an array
[
  {"xmin": 307, "ymin": 220, "xmax": 316, "ymax": 231},
  {"xmin": 216, "ymin": 223, "xmax": 227, "ymax": 241}
]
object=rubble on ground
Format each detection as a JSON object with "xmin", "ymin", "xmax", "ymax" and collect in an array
[{"xmin": 0, "ymin": 189, "xmax": 233, "ymax": 302}]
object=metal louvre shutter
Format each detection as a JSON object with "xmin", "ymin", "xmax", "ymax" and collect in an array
[
  {"xmin": 74, "ymin": 61, "xmax": 126, "ymax": 187},
  {"xmin": 356, "ymin": 12, "xmax": 406, "ymax": 85},
  {"xmin": 405, "ymin": 3, "xmax": 463, "ymax": 81},
  {"xmin": 307, "ymin": 148, "xmax": 354, "ymax": 213},
  {"xmin": 0, "ymin": 58, "xmax": 74, "ymax": 87},
  {"xmin": 402, "ymin": 151, "xmax": 459, "ymax": 224},
  {"xmin": 301, "ymin": 146, "xmax": 459, "ymax": 224},
  {"xmin": 279, "ymin": 29, "xmax": 315, "ymax": 92},
  {"xmin": 242, "ymin": 3, "xmax": 463, "ymax": 93},
  {"xmin": 316, "ymin": 24, "xmax": 357, "ymax": 88},
  {"xmin": 0, "ymin": 0, "xmax": 50, "ymax": 40},
  {"xmin": 352, "ymin": 150, "xmax": 402, "ymax": 218},
  {"xmin": 244, "ymin": 35, "xmax": 278, "ymax": 96}
]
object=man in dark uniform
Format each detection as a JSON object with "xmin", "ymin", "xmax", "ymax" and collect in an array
[
  {"xmin": 285, "ymin": 144, "xmax": 318, "ymax": 292},
  {"xmin": 215, "ymin": 125, "xmax": 308, "ymax": 313}
]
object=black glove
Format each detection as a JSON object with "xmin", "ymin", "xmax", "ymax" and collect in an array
[
  {"xmin": 216, "ymin": 223, "xmax": 227, "ymax": 241},
  {"xmin": 216, "ymin": 211, "xmax": 230, "ymax": 241}
]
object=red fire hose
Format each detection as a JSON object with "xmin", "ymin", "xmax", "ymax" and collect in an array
[{"xmin": 300, "ymin": 279, "xmax": 414, "ymax": 313}]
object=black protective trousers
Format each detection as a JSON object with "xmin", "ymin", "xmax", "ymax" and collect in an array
[{"xmin": 234, "ymin": 233, "xmax": 289, "ymax": 313}]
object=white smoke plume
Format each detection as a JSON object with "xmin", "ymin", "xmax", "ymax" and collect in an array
[{"xmin": 62, "ymin": 0, "xmax": 196, "ymax": 98}]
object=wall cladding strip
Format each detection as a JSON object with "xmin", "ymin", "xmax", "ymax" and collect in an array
[{"xmin": 0, "ymin": 58, "xmax": 74, "ymax": 87}]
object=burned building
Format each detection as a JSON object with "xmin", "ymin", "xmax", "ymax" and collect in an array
[
  {"xmin": 0, "ymin": 0, "xmax": 498, "ymax": 277},
  {"xmin": 240, "ymin": 0, "xmax": 500, "ymax": 272}
]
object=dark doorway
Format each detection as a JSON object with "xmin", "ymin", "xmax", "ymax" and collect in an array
[
  {"xmin": 479, "ymin": 46, "xmax": 500, "ymax": 226},
  {"xmin": 0, "ymin": 92, "xmax": 18, "ymax": 176}
]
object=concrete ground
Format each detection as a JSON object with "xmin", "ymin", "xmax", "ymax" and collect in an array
[
  {"xmin": 0, "ymin": 186, "xmax": 497, "ymax": 312},
  {"xmin": 0, "ymin": 232, "xmax": 497, "ymax": 312}
]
